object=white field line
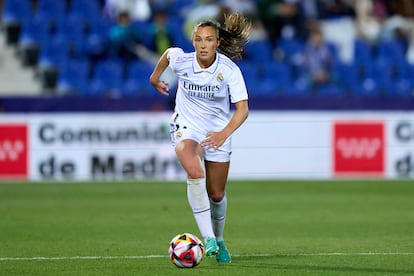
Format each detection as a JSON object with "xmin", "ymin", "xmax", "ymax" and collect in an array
[{"xmin": 0, "ymin": 252, "xmax": 413, "ymax": 261}]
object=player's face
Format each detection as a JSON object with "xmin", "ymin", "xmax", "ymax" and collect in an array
[{"xmin": 192, "ymin": 26, "xmax": 220, "ymax": 68}]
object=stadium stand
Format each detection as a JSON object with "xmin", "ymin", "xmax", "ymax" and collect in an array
[
  {"xmin": 0, "ymin": 27, "xmax": 41, "ymax": 95},
  {"xmin": 0, "ymin": 0, "xmax": 413, "ymax": 100}
]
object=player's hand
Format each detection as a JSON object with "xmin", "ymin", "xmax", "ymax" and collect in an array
[
  {"xmin": 151, "ymin": 80, "xmax": 170, "ymax": 96},
  {"xmin": 200, "ymin": 131, "xmax": 227, "ymax": 150}
]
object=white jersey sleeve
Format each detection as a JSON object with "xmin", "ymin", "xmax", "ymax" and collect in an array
[
  {"xmin": 228, "ymin": 65, "xmax": 248, "ymax": 103},
  {"xmin": 167, "ymin": 47, "xmax": 185, "ymax": 70}
]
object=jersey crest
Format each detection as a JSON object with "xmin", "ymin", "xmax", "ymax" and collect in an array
[{"xmin": 216, "ymin": 72, "xmax": 224, "ymax": 82}]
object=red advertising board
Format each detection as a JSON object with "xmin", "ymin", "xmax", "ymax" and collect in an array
[
  {"xmin": 334, "ymin": 122, "xmax": 385, "ymax": 176},
  {"xmin": 0, "ymin": 125, "xmax": 28, "ymax": 179}
]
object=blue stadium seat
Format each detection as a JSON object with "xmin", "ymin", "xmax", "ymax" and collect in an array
[
  {"xmin": 126, "ymin": 60, "xmax": 154, "ymax": 79},
  {"xmin": 1, "ymin": 0, "xmax": 32, "ymax": 24},
  {"xmin": 350, "ymin": 55, "xmax": 381, "ymax": 97},
  {"xmin": 237, "ymin": 60, "xmax": 257, "ymax": 77},
  {"xmin": 237, "ymin": 61, "xmax": 260, "ymax": 96},
  {"xmin": 129, "ymin": 20, "xmax": 151, "ymax": 48},
  {"xmin": 86, "ymin": 59, "xmax": 124, "ymax": 96},
  {"xmin": 56, "ymin": 17, "xmax": 86, "ymax": 57},
  {"xmin": 37, "ymin": 35, "xmax": 69, "ymax": 69},
  {"xmin": 244, "ymin": 40, "xmax": 274, "ymax": 62},
  {"xmin": 84, "ymin": 18, "xmax": 111, "ymax": 57},
  {"xmin": 353, "ymin": 38, "xmax": 373, "ymax": 70},
  {"xmin": 68, "ymin": 0, "xmax": 101, "ymax": 26},
  {"xmin": 388, "ymin": 61, "xmax": 414, "ymax": 97},
  {"xmin": 332, "ymin": 62, "xmax": 358, "ymax": 94},
  {"xmin": 284, "ymin": 77, "xmax": 312, "ymax": 98},
  {"xmin": 242, "ymin": 61, "xmax": 279, "ymax": 97},
  {"xmin": 123, "ymin": 78, "xmax": 154, "ymax": 97},
  {"xmin": 396, "ymin": 59, "xmax": 414, "ymax": 80},
  {"xmin": 371, "ymin": 58, "xmax": 393, "ymax": 94},
  {"xmin": 1, "ymin": 0, "xmax": 33, "ymax": 44},
  {"xmin": 159, "ymin": 14, "xmax": 191, "ymax": 52},
  {"xmin": 353, "ymin": 57, "xmax": 399, "ymax": 97},
  {"xmin": 261, "ymin": 61, "xmax": 292, "ymax": 95},
  {"xmin": 352, "ymin": 78, "xmax": 380, "ymax": 97},
  {"xmin": 256, "ymin": 78, "xmax": 279, "ymax": 98},
  {"xmin": 316, "ymin": 83, "xmax": 344, "ymax": 97},
  {"xmin": 17, "ymin": 16, "xmax": 52, "ymax": 66},
  {"xmin": 122, "ymin": 61, "xmax": 155, "ymax": 97},
  {"xmin": 36, "ymin": 34, "xmax": 70, "ymax": 90},
  {"xmin": 376, "ymin": 39, "xmax": 406, "ymax": 66},
  {"xmin": 261, "ymin": 61, "xmax": 286, "ymax": 77},
  {"xmin": 326, "ymin": 41, "xmax": 341, "ymax": 65},
  {"xmin": 57, "ymin": 58, "xmax": 90, "ymax": 94},
  {"xmin": 18, "ymin": 17, "xmax": 50, "ymax": 47},
  {"xmin": 173, "ymin": 0, "xmax": 197, "ymax": 11},
  {"xmin": 277, "ymin": 37, "xmax": 304, "ymax": 65},
  {"xmin": 162, "ymin": 16, "xmax": 190, "ymax": 51},
  {"xmin": 390, "ymin": 77, "xmax": 413, "ymax": 97},
  {"xmin": 35, "ymin": 0, "xmax": 66, "ymax": 27}
]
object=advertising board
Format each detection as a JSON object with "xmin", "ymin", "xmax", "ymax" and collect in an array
[{"xmin": 0, "ymin": 111, "xmax": 413, "ymax": 181}]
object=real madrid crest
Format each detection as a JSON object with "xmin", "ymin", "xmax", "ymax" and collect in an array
[
  {"xmin": 176, "ymin": 131, "xmax": 182, "ymax": 138},
  {"xmin": 216, "ymin": 72, "xmax": 224, "ymax": 82}
]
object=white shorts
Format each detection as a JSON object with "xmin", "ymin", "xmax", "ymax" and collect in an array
[{"xmin": 169, "ymin": 113, "xmax": 232, "ymax": 162}]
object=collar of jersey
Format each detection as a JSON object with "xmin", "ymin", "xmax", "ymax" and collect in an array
[{"xmin": 192, "ymin": 52, "xmax": 219, "ymax": 74}]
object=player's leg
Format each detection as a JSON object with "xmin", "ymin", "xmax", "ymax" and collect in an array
[
  {"xmin": 205, "ymin": 160, "xmax": 231, "ymax": 263},
  {"xmin": 175, "ymin": 139, "xmax": 218, "ymax": 255},
  {"xmin": 175, "ymin": 139, "xmax": 204, "ymax": 179}
]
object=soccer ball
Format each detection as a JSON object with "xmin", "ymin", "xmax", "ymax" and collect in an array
[{"xmin": 168, "ymin": 233, "xmax": 205, "ymax": 268}]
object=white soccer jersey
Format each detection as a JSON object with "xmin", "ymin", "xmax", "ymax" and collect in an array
[{"xmin": 167, "ymin": 47, "xmax": 248, "ymax": 134}]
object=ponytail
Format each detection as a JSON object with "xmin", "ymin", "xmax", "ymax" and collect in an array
[
  {"xmin": 193, "ymin": 13, "xmax": 251, "ymax": 61},
  {"xmin": 218, "ymin": 13, "xmax": 251, "ymax": 60}
]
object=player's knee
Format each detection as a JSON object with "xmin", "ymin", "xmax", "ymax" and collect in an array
[
  {"xmin": 209, "ymin": 191, "xmax": 224, "ymax": 202},
  {"xmin": 186, "ymin": 167, "xmax": 204, "ymax": 179}
]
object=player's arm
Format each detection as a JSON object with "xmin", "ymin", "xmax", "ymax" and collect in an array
[
  {"xmin": 223, "ymin": 100, "xmax": 249, "ymax": 138},
  {"xmin": 202, "ymin": 100, "xmax": 249, "ymax": 149},
  {"xmin": 149, "ymin": 49, "xmax": 171, "ymax": 96}
]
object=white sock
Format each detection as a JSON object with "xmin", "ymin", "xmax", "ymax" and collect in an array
[
  {"xmin": 210, "ymin": 194, "xmax": 227, "ymax": 242},
  {"xmin": 187, "ymin": 178, "xmax": 215, "ymax": 240}
]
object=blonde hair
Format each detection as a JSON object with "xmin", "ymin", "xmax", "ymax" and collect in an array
[{"xmin": 194, "ymin": 13, "xmax": 251, "ymax": 60}]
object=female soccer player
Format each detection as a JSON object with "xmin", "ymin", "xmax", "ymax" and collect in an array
[{"xmin": 150, "ymin": 13, "xmax": 251, "ymax": 264}]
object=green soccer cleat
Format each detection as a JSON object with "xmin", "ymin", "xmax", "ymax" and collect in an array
[
  {"xmin": 204, "ymin": 237, "xmax": 219, "ymax": 256},
  {"xmin": 216, "ymin": 240, "xmax": 231, "ymax": 263}
]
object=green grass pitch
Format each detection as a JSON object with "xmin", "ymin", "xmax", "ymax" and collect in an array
[{"xmin": 0, "ymin": 180, "xmax": 413, "ymax": 275}]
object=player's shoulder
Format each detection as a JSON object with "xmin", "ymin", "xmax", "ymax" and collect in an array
[
  {"xmin": 168, "ymin": 47, "xmax": 193, "ymax": 64},
  {"xmin": 217, "ymin": 53, "xmax": 239, "ymax": 71}
]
